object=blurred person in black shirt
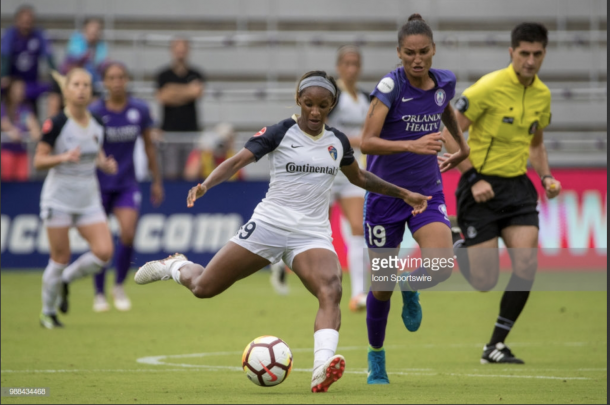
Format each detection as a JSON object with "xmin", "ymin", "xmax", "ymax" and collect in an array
[{"xmin": 156, "ymin": 38, "xmax": 205, "ymax": 179}]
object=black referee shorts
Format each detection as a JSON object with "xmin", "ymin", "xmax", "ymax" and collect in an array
[{"xmin": 456, "ymin": 168, "xmax": 539, "ymax": 247}]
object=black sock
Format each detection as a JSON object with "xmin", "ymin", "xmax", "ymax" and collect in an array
[
  {"xmin": 488, "ymin": 274, "xmax": 534, "ymax": 346},
  {"xmin": 454, "ymin": 241, "xmax": 471, "ymax": 281}
]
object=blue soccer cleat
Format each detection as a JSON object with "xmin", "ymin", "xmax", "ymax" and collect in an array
[
  {"xmin": 367, "ymin": 348, "xmax": 390, "ymax": 384},
  {"xmin": 401, "ymin": 288, "xmax": 423, "ymax": 332}
]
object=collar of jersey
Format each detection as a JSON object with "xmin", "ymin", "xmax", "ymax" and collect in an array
[
  {"xmin": 507, "ymin": 63, "xmax": 538, "ymax": 87},
  {"xmin": 64, "ymin": 107, "xmax": 92, "ymax": 129},
  {"xmin": 291, "ymin": 114, "xmax": 324, "ymax": 141}
]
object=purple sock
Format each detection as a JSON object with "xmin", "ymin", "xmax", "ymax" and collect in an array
[
  {"xmin": 366, "ymin": 291, "xmax": 391, "ymax": 349},
  {"xmin": 405, "ymin": 266, "xmax": 442, "ymax": 291},
  {"xmin": 114, "ymin": 242, "xmax": 134, "ymax": 285},
  {"xmin": 94, "ymin": 267, "xmax": 108, "ymax": 294}
]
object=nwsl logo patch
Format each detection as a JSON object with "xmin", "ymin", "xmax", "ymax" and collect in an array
[{"xmin": 328, "ymin": 145, "xmax": 338, "ymax": 161}]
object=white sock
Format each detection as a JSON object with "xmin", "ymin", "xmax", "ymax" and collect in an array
[
  {"xmin": 41, "ymin": 259, "xmax": 67, "ymax": 315},
  {"xmin": 62, "ymin": 252, "xmax": 108, "ymax": 283},
  {"xmin": 347, "ymin": 234, "xmax": 366, "ymax": 298},
  {"xmin": 170, "ymin": 260, "xmax": 192, "ymax": 285},
  {"xmin": 313, "ymin": 329, "xmax": 339, "ymax": 371}
]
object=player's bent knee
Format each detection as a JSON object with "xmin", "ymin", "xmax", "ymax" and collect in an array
[
  {"xmin": 92, "ymin": 246, "xmax": 114, "ymax": 263},
  {"xmin": 470, "ymin": 275, "xmax": 498, "ymax": 292},
  {"xmin": 434, "ymin": 266, "xmax": 452, "ymax": 282},
  {"xmin": 317, "ymin": 277, "xmax": 342, "ymax": 305},
  {"xmin": 120, "ymin": 231, "xmax": 135, "ymax": 246}
]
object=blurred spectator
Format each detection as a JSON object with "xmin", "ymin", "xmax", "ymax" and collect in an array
[
  {"xmin": 156, "ymin": 37, "xmax": 205, "ymax": 179},
  {"xmin": 0, "ymin": 5, "xmax": 56, "ymax": 115},
  {"xmin": 184, "ymin": 123, "xmax": 243, "ymax": 181},
  {"xmin": 1, "ymin": 78, "xmax": 41, "ymax": 181},
  {"xmin": 61, "ymin": 17, "xmax": 108, "ymax": 94}
]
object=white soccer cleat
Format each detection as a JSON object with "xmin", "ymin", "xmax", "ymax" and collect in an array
[
  {"xmin": 311, "ymin": 354, "xmax": 346, "ymax": 393},
  {"xmin": 134, "ymin": 253, "xmax": 187, "ymax": 285},
  {"xmin": 112, "ymin": 285, "xmax": 132, "ymax": 311},
  {"xmin": 93, "ymin": 294, "xmax": 111, "ymax": 312}
]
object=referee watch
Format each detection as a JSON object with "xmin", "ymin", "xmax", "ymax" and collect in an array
[{"xmin": 540, "ymin": 175, "xmax": 554, "ymax": 187}]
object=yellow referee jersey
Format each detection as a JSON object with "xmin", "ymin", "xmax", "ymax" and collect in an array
[{"xmin": 455, "ymin": 64, "xmax": 551, "ymax": 177}]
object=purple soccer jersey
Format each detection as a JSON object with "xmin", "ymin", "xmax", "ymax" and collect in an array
[
  {"xmin": 1, "ymin": 102, "xmax": 32, "ymax": 153},
  {"xmin": 89, "ymin": 97, "xmax": 153, "ymax": 193},
  {"xmin": 1, "ymin": 27, "xmax": 53, "ymax": 83},
  {"xmin": 364, "ymin": 67, "xmax": 455, "ymax": 248}
]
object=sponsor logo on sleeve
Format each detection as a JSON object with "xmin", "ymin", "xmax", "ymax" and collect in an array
[
  {"xmin": 42, "ymin": 119, "xmax": 53, "ymax": 134},
  {"xmin": 455, "ymin": 96, "xmax": 469, "ymax": 112},
  {"xmin": 377, "ymin": 77, "xmax": 395, "ymax": 94},
  {"xmin": 254, "ymin": 127, "xmax": 267, "ymax": 137}
]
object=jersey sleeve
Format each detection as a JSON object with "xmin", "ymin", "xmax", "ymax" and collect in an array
[
  {"xmin": 141, "ymin": 103, "xmax": 154, "ymax": 130},
  {"xmin": 445, "ymin": 70, "xmax": 457, "ymax": 102},
  {"xmin": 0, "ymin": 28, "xmax": 14, "ymax": 57},
  {"xmin": 329, "ymin": 127, "xmax": 355, "ymax": 167},
  {"xmin": 40, "ymin": 114, "xmax": 67, "ymax": 148},
  {"xmin": 370, "ymin": 72, "xmax": 399, "ymax": 109},
  {"xmin": 244, "ymin": 123, "xmax": 287, "ymax": 161},
  {"xmin": 455, "ymin": 78, "xmax": 491, "ymax": 123}
]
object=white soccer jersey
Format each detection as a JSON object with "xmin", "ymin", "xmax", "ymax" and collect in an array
[
  {"xmin": 245, "ymin": 116, "xmax": 355, "ymax": 234},
  {"xmin": 39, "ymin": 111, "xmax": 106, "ymax": 214},
  {"xmin": 326, "ymin": 87, "xmax": 370, "ymax": 188},
  {"xmin": 326, "ymin": 87, "xmax": 370, "ymax": 140}
]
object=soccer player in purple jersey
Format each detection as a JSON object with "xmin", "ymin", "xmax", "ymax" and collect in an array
[
  {"xmin": 360, "ymin": 14, "xmax": 470, "ymax": 384},
  {"xmin": 89, "ymin": 62, "xmax": 164, "ymax": 312}
]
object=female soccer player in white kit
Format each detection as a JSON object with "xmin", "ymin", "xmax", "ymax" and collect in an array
[
  {"xmin": 35, "ymin": 68, "xmax": 117, "ymax": 328},
  {"xmin": 134, "ymin": 71, "xmax": 431, "ymax": 393},
  {"xmin": 327, "ymin": 45, "xmax": 371, "ymax": 311}
]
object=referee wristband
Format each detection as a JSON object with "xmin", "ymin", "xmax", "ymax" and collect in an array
[
  {"xmin": 465, "ymin": 169, "xmax": 483, "ymax": 186},
  {"xmin": 541, "ymin": 175, "xmax": 554, "ymax": 187}
]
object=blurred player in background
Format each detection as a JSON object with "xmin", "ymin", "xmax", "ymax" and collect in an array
[
  {"xmin": 89, "ymin": 62, "xmax": 164, "ymax": 312},
  {"xmin": 134, "ymin": 70, "xmax": 432, "ymax": 393},
  {"xmin": 1, "ymin": 77, "xmax": 41, "ymax": 181},
  {"xmin": 0, "ymin": 5, "xmax": 56, "ymax": 115},
  {"xmin": 327, "ymin": 45, "xmax": 370, "ymax": 311},
  {"xmin": 183, "ymin": 123, "xmax": 243, "ymax": 181},
  {"xmin": 35, "ymin": 68, "xmax": 117, "ymax": 328},
  {"xmin": 269, "ymin": 45, "xmax": 371, "ymax": 306},
  {"xmin": 442, "ymin": 23, "xmax": 561, "ymax": 364},
  {"xmin": 360, "ymin": 14, "xmax": 470, "ymax": 384}
]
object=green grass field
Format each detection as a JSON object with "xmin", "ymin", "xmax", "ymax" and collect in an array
[{"xmin": 1, "ymin": 270, "xmax": 607, "ymax": 404}]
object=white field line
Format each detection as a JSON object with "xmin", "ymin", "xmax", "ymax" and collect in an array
[
  {"xmin": 2, "ymin": 343, "xmax": 603, "ymax": 381},
  {"xmin": 0, "ymin": 368, "xmax": 592, "ymax": 381}
]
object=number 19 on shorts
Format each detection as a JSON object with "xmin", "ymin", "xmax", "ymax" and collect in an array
[{"xmin": 366, "ymin": 223, "xmax": 386, "ymax": 247}]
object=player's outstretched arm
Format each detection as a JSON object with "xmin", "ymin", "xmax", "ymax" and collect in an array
[
  {"xmin": 529, "ymin": 129, "xmax": 561, "ymax": 199},
  {"xmin": 360, "ymin": 97, "xmax": 443, "ymax": 156},
  {"xmin": 438, "ymin": 104, "xmax": 470, "ymax": 173},
  {"xmin": 186, "ymin": 148, "xmax": 256, "ymax": 208},
  {"xmin": 341, "ymin": 161, "xmax": 431, "ymax": 215}
]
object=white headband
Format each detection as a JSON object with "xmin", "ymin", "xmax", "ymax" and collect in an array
[{"xmin": 299, "ymin": 76, "xmax": 336, "ymax": 97}]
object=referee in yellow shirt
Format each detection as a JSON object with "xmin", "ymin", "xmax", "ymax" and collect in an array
[{"xmin": 441, "ymin": 23, "xmax": 562, "ymax": 364}]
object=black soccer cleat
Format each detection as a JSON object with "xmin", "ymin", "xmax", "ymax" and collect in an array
[
  {"xmin": 59, "ymin": 282, "xmax": 69, "ymax": 314},
  {"xmin": 40, "ymin": 313, "xmax": 65, "ymax": 329},
  {"xmin": 481, "ymin": 342, "xmax": 525, "ymax": 364}
]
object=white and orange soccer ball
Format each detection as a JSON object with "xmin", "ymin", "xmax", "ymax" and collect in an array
[{"xmin": 242, "ymin": 336, "xmax": 293, "ymax": 387}]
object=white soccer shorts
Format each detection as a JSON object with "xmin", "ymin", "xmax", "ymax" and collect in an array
[{"xmin": 229, "ymin": 218, "xmax": 336, "ymax": 268}]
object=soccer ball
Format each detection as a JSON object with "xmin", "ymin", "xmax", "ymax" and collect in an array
[{"xmin": 242, "ymin": 336, "xmax": 293, "ymax": 387}]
